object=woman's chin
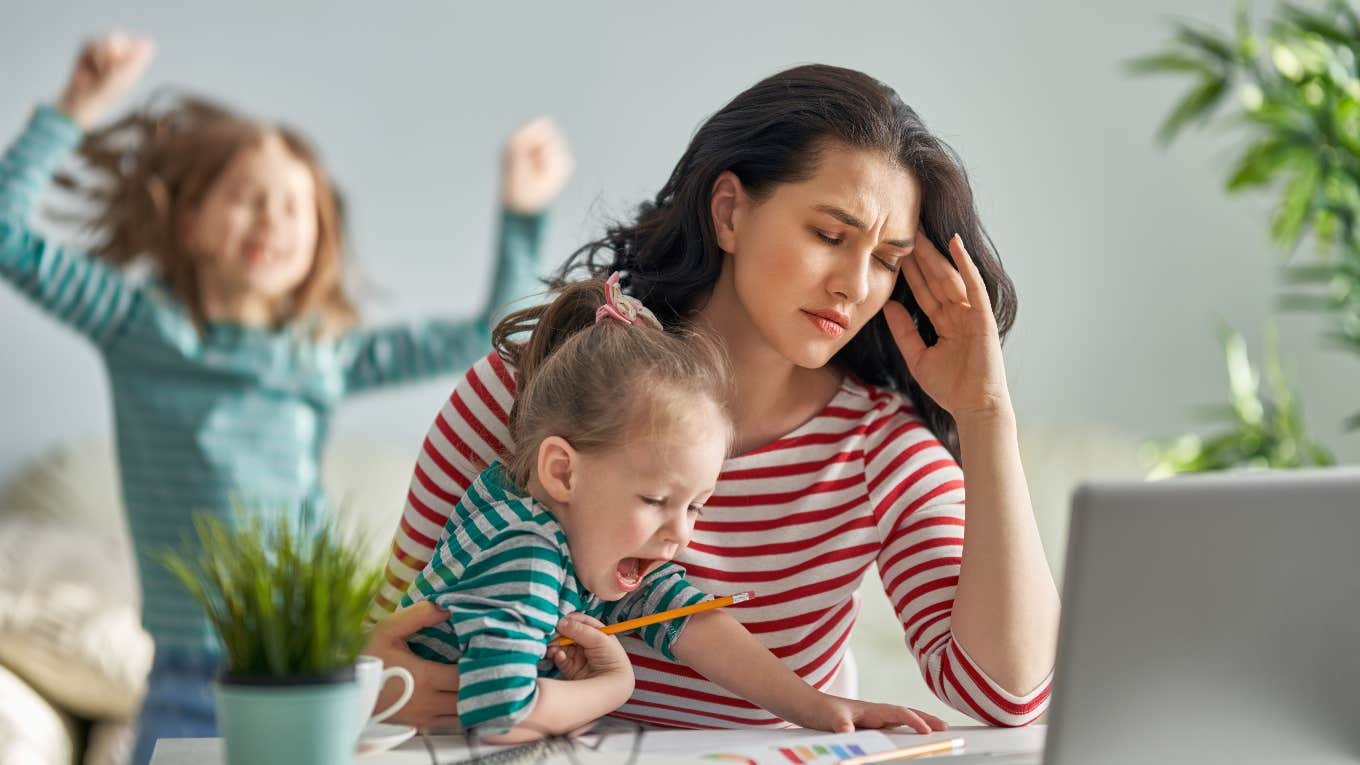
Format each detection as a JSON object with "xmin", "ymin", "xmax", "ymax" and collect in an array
[{"xmin": 780, "ymin": 343, "xmax": 841, "ymax": 370}]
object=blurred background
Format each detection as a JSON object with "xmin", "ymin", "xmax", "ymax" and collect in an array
[
  {"xmin": 1, "ymin": 0, "xmax": 1356, "ymax": 759},
  {"xmin": 3, "ymin": 0, "xmax": 1355, "ymax": 485}
]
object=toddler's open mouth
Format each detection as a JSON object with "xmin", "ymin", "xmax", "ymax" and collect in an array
[{"xmin": 615, "ymin": 557, "xmax": 662, "ymax": 590}]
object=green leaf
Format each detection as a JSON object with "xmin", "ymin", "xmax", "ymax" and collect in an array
[
  {"xmin": 1344, "ymin": 409, "xmax": 1360, "ymax": 431},
  {"xmin": 1227, "ymin": 138, "xmax": 1303, "ymax": 189},
  {"xmin": 1282, "ymin": 262, "xmax": 1343, "ymax": 283},
  {"xmin": 1176, "ymin": 23, "xmax": 1238, "ymax": 63},
  {"xmin": 1278, "ymin": 292, "xmax": 1342, "ymax": 310},
  {"xmin": 1158, "ymin": 76, "xmax": 1230, "ymax": 144},
  {"xmin": 1126, "ymin": 51, "xmax": 1218, "ymax": 77},
  {"xmin": 1221, "ymin": 328, "xmax": 1266, "ymax": 425},
  {"xmin": 1278, "ymin": 4, "xmax": 1352, "ymax": 45},
  {"xmin": 1270, "ymin": 156, "xmax": 1323, "ymax": 248}
]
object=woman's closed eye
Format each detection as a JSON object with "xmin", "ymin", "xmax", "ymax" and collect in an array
[
  {"xmin": 812, "ymin": 228, "xmax": 842, "ymax": 246},
  {"xmin": 815, "ymin": 227, "xmax": 902, "ymax": 272},
  {"xmin": 640, "ymin": 496, "xmax": 665, "ymax": 507},
  {"xmin": 874, "ymin": 254, "xmax": 903, "ymax": 272}
]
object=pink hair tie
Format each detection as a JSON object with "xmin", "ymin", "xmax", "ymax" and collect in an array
[{"xmin": 595, "ymin": 272, "xmax": 662, "ymax": 329}]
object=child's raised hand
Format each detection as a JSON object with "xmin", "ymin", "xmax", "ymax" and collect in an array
[
  {"xmin": 500, "ymin": 117, "xmax": 574, "ymax": 215},
  {"xmin": 792, "ymin": 693, "xmax": 949, "ymax": 734},
  {"xmin": 57, "ymin": 31, "xmax": 155, "ymax": 129},
  {"xmin": 547, "ymin": 612, "xmax": 632, "ymax": 683}
]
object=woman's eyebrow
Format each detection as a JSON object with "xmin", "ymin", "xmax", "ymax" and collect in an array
[{"xmin": 811, "ymin": 204, "xmax": 914, "ymax": 249}]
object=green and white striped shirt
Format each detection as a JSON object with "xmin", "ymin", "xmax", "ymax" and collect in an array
[
  {"xmin": 401, "ymin": 462, "xmax": 709, "ymax": 732},
  {"xmin": 0, "ymin": 105, "xmax": 546, "ymax": 654}
]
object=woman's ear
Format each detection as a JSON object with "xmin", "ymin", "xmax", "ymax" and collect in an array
[
  {"xmin": 535, "ymin": 436, "xmax": 577, "ymax": 504},
  {"xmin": 710, "ymin": 171, "xmax": 744, "ymax": 255}
]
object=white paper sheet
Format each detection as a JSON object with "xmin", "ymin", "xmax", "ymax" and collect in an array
[{"xmin": 598, "ymin": 729, "xmax": 897, "ymax": 765}]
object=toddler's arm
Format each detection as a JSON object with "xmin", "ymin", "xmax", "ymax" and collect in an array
[{"xmin": 671, "ymin": 610, "xmax": 948, "ymax": 734}]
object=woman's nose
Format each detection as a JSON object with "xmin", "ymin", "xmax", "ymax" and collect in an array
[{"xmin": 828, "ymin": 253, "xmax": 872, "ymax": 304}]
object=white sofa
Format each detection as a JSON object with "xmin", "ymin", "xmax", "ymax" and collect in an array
[{"xmin": 0, "ymin": 422, "xmax": 1142, "ymax": 764}]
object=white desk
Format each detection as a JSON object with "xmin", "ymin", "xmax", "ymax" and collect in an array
[{"xmin": 151, "ymin": 725, "xmax": 1046, "ymax": 765}]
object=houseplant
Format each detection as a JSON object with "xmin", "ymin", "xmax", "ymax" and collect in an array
[
  {"xmin": 158, "ymin": 508, "xmax": 383, "ymax": 765},
  {"xmin": 1141, "ymin": 324, "xmax": 1334, "ymax": 475},
  {"xmin": 1130, "ymin": 1, "xmax": 1360, "ymax": 472}
]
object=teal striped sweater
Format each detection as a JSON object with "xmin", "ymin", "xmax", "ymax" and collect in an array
[
  {"xmin": 0, "ymin": 105, "xmax": 546, "ymax": 654},
  {"xmin": 401, "ymin": 463, "xmax": 709, "ymax": 733}
]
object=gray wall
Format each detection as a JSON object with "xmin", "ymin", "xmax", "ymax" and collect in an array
[{"xmin": 3, "ymin": 0, "xmax": 1356, "ymax": 488}]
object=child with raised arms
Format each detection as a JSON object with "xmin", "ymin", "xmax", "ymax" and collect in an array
[{"xmin": 0, "ymin": 31, "xmax": 572, "ymax": 761}]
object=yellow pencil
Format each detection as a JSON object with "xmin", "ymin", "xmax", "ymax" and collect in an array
[
  {"xmin": 839, "ymin": 738, "xmax": 965, "ymax": 765},
  {"xmin": 549, "ymin": 590, "xmax": 756, "ymax": 647}
]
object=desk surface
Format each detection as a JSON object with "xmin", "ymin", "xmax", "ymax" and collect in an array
[{"xmin": 151, "ymin": 725, "xmax": 1046, "ymax": 765}]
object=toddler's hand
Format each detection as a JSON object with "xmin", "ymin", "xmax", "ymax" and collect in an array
[
  {"xmin": 791, "ymin": 692, "xmax": 949, "ymax": 734},
  {"xmin": 500, "ymin": 117, "xmax": 573, "ymax": 215},
  {"xmin": 57, "ymin": 31, "xmax": 155, "ymax": 129},
  {"xmin": 547, "ymin": 613, "xmax": 632, "ymax": 684}
]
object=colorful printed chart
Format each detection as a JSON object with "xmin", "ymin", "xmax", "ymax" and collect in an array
[
  {"xmin": 769, "ymin": 740, "xmax": 869, "ymax": 763},
  {"xmin": 694, "ymin": 731, "xmax": 896, "ymax": 765}
]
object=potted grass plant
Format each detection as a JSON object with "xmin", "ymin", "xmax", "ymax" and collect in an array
[{"xmin": 158, "ymin": 509, "xmax": 383, "ymax": 765}]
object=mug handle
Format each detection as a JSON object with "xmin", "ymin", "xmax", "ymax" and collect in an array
[{"xmin": 368, "ymin": 666, "xmax": 415, "ymax": 725}]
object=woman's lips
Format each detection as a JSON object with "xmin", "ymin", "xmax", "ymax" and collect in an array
[{"xmin": 801, "ymin": 309, "xmax": 847, "ymax": 338}]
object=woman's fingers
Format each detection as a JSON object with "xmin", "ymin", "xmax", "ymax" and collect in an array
[
  {"xmin": 882, "ymin": 300, "xmax": 926, "ymax": 365},
  {"xmin": 949, "ymin": 233, "xmax": 993, "ymax": 313},
  {"xmin": 425, "ymin": 713, "xmax": 462, "ymax": 733},
  {"xmin": 914, "ymin": 233, "xmax": 970, "ymax": 306},
  {"xmin": 900, "ymin": 245, "xmax": 941, "ymax": 313},
  {"xmin": 393, "ymin": 688, "xmax": 460, "ymax": 729},
  {"xmin": 422, "ymin": 660, "xmax": 462, "ymax": 692},
  {"xmin": 370, "ymin": 600, "xmax": 451, "ymax": 644}
]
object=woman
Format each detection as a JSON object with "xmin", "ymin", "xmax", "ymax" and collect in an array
[{"xmin": 365, "ymin": 63, "xmax": 1059, "ymax": 730}]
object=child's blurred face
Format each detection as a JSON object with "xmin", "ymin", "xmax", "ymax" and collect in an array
[
  {"xmin": 185, "ymin": 133, "xmax": 319, "ymax": 307},
  {"xmin": 553, "ymin": 398, "xmax": 729, "ymax": 601}
]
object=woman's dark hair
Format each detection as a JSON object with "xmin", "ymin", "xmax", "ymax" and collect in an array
[{"xmin": 552, "ymin": 63, "xmax": 1017, "ymax": 456}]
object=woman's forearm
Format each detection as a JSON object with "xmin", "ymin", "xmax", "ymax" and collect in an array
[{"xmin": 948, "ymin": 405, "xmax": 1060, "ymax": 695}]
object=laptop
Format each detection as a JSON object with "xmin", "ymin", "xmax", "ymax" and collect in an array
[{"xmin": 958, "ymin": 468, "xmax": 1360, "ymax": 765}]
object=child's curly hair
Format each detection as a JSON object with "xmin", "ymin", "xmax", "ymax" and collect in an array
[{"xmin": 54, "ymin": 91, "xmax": 357, "ymax": 335}]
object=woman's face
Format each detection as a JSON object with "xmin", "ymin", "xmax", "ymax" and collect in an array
[{"xmin": 715, "ymin": 142, "xmax": 921, "ymax": 369}]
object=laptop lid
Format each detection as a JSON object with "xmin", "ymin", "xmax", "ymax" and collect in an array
[{"xmin": 1043, "ymin": 468, "xmax": 1360, "ymax": 765}]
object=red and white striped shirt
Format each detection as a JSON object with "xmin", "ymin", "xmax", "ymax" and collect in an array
[{"xmin": 375, "ymin": 351, "xmax": 1052, "ymax": 728}]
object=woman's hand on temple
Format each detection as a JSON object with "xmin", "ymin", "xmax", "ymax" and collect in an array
[
  {"xmin": 883, "ymin": 232, "xmax": 1013, "ymax": 424},
  {"xmin": 364, "ymin": 601, "xmax": 463, "ymax": 730},
  {"xmin": 57, "ymin": 31, "xmax": 155, "ymax": 129}
]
